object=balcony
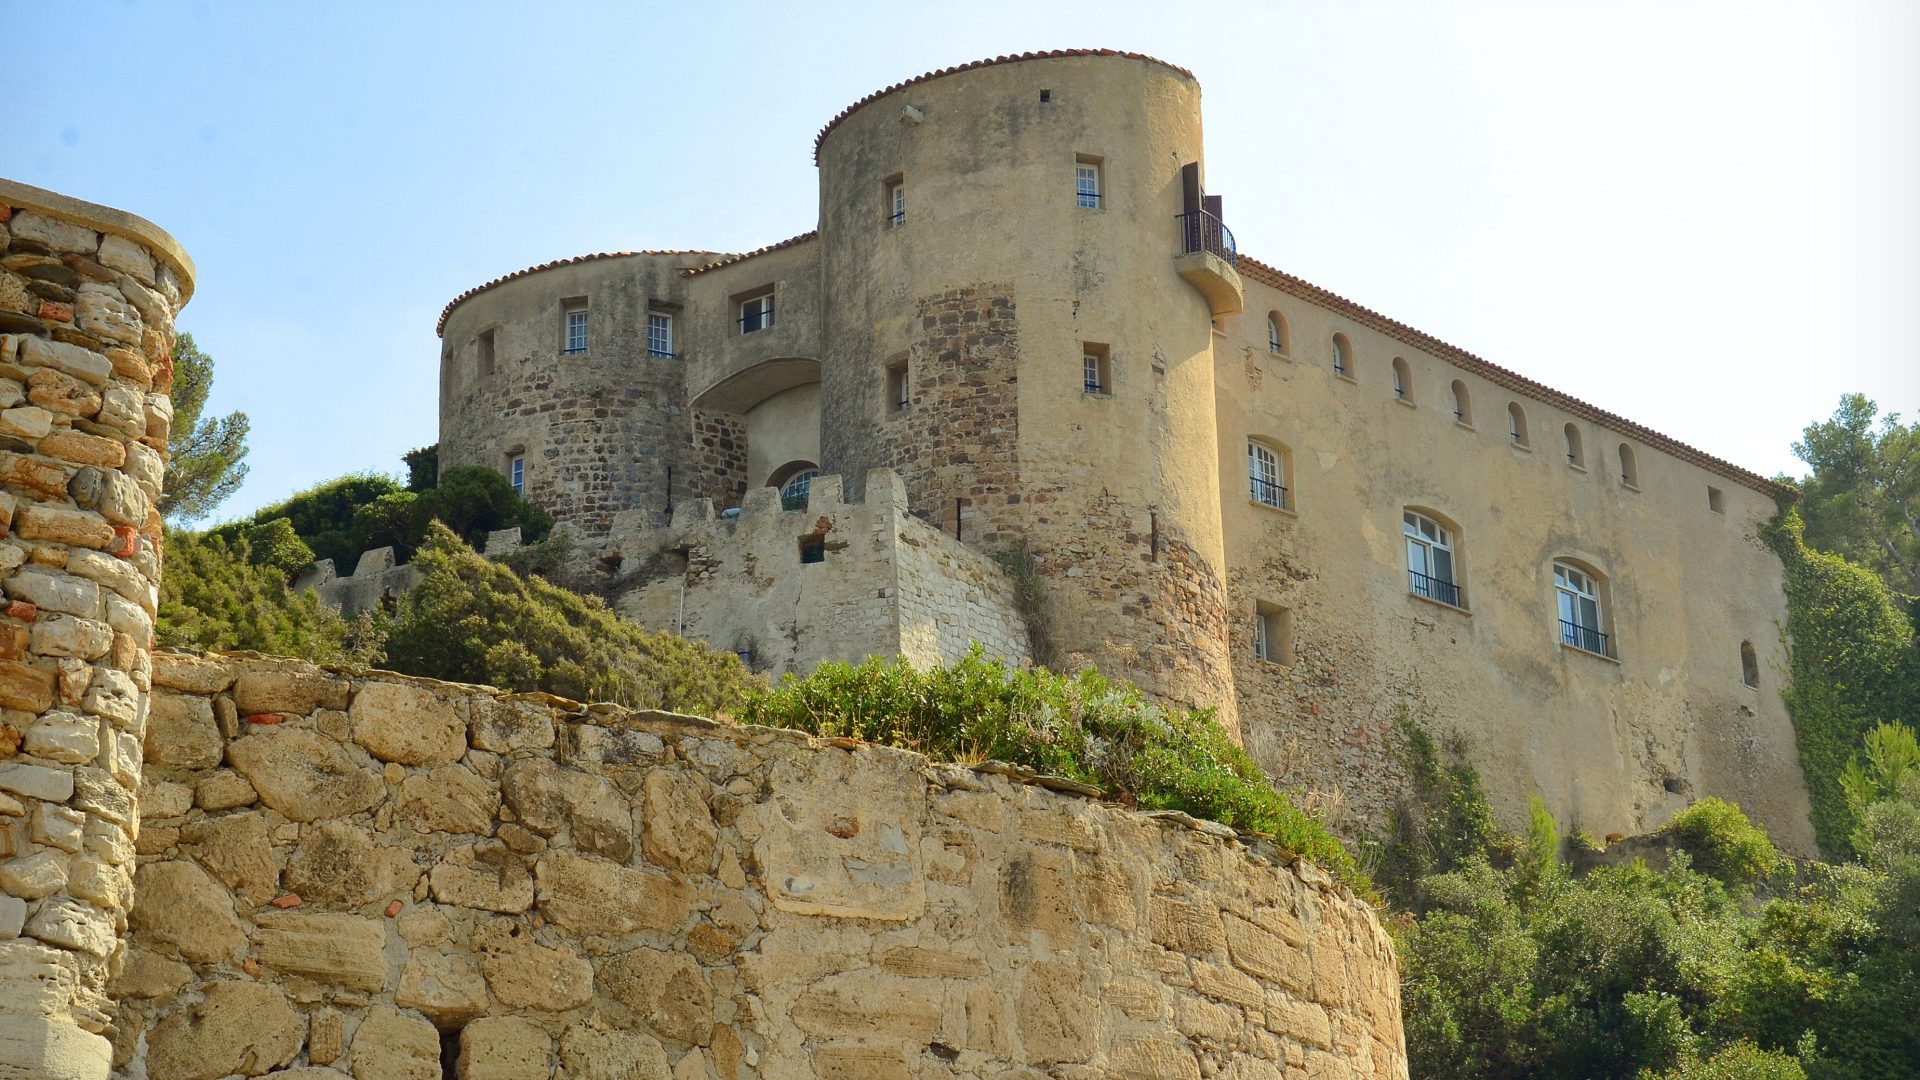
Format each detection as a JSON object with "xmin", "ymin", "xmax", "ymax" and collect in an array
[
  {"xmin": 1409, "ymin": 570, "xmax": 1464, "ymax": 609},
  {"xmin": 1174, "ymin": 209, "xmax": 1243, "ymax": 317},
  {"xmin": 1559, "ymin": 619, "xmax": 1615, "ymax": 659}
]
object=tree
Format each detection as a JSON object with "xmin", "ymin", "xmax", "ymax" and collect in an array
[
  {"xmin": 156, "ymin": 529, "xmax": 378, "ymax": 664},
  {"xmin": 160, "ymin": 331, "xmax": 251, "ymax": 524},
  {"xmin": 1791, "ymin": 395, "xmax": 1920, "ymax": 597}
]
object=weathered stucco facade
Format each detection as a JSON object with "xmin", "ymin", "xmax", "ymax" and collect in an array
[
  {"xmin": 0, "ymin": 179, "xmax": 190, "ymax": 1080},
  {"xmin": 117, "ymin": 650, "xmax": 1406, "ymax": 1079},
  {"xmin": 433, "ymin": 50, "xmax": 1814, "ymax": 851}
]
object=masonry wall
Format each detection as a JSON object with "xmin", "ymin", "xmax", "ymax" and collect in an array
[
  {"xmin": 604, "ymin": 469, "xmax": 1029, "ymax": 681},
  {"xmin": 119, "ymin": 650, "xmax": 1407, "ymax": 1080},
  {"xmin": 1217, "ymin": 274, "xmax": 1816, "ymax": 852},
  {"xmin": 0, "ymin": 179, "xmax": 191, "ymax": 1080}
]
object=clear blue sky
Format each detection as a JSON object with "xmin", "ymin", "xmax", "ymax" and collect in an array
[{"xmin": 8, "ymin": 1, "xmax": 1916, "ymax": 523}]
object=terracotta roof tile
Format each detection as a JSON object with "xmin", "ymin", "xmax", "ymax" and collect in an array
[
  {"xmin": 812, "ymin": 49, "xmax": 1194, "ymax": 165},
  {"xmin": 437, "ymin": 250, "xmax": 722, "ymax": 337},
  {"xmin": 681, "ymin": 231, "xmax": 820, "ymax": 277},
  {"xmin": 1235, "ymin": 253, "xmax": 1793, "ymax": 500}
]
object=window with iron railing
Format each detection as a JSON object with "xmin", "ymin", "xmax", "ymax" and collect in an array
[
  {"xmin": 739, "ymin": 293, "xmax": 774, "ymax": 334},
  {"xmin": 1554, "ymin": 562, "xmax": 1612, "ymax": 657},
  {"xmin": 562, "ymin": 305, "xmax": 588, "ymax": 354},
  {"xmin": 647, "ymin": 312, "xmax": 674, "ymax": 358},
  {"xmin": 1248, "ymin": 441, "xmax": 1288, "ymax": 509},
  {"xmin": 1076, "ymin": 159, "xmax": 1101, "ymax": 208},
  {"xmin": 1404, "ymin": 511, "xmax": 1463, "ymax": 608}
]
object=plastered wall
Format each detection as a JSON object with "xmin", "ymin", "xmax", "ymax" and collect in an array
[{"xmin": 117, "ymin": 650, "xmax": 1407, "ymax": 1080}]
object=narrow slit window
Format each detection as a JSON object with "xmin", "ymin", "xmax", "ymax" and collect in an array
[
  {"xmin": 1392, "ymin": 357, "xmax": 1412, "ymax": 401},
  {"xmin": 509, "ymin": 455, "xmax": 525, "ymax": 495},
  {"xmin": 885, "ymin": 174, "xmax": 905, "ymax": 228},
  {"xmin": 1082, "ymin": 342, "xmax": 1111, "ymax": 395},
  {"xmin": 561, "ymin": 300, "xmax": 588, "ymax": 354},
  {"xmin": 1619, "ymin": 444, "xmax": 1638, "ymax": 488},
  {"xmin": 1451, "ymin": 380, "xmax": 1472, "ymax": 425},
  {"xmin": 886, "ymin": 361, "xmax": 910, "ymax": 413},
  {"xmin": 1564, "ymin": 423, "xmax": 1585, "ymax": 467},
  {"xmin": 647, "ymin": 312, "xmax": 674, "ymax": 358},
  {"xmin": 1332, "ymin": 333, "xmax": 1353, "ymax": 378},
  {"xmin": 477, "ymin": 329, "xmax": 495, "ymax": 377},
  {"xmin": 1508, "ymin": 402, "xmax": 1530, "ymax": 447},
  {"xmin": 1708, "ymin": 486, "xmax": 1725, "ymax": 514},
  {"xmin": 1267, "ymin": 312, "xmax": 1288, "ymax": 355},
  {"xmin": 1741, "ymin": 641, "xmax": 1759, "ymax": 687},
  {"xmin": 1254, "ymin": 602, "xmax": 1294, "ymax": 665},
  {"xmin": 1075, "ymin": 155, "xmax": 1102, "ymax": 208}
]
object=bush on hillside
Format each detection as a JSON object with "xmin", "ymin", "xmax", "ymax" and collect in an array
[
  {"xmin": 382, "ymin": 524, "xmax": 753, "ymax": 715},
  {"xmin": 210, "ymin": 472, "xmax": 405, "ymax": 569},
  {"xmin": 157, "ymin": 529, "xmax": 380, "ymax": 664},
  {"xmin": 740, "ymin": 649, "xmax": 1363, "ymax": 890},
  {"xmin": 1659, "ymin": 798, "xmax": 1784, "ymax": 885}
]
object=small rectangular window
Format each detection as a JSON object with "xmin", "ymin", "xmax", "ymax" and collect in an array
[
  {"xmin": 1075, "ymin": 155, "xmax": 1102, "ymax": 208},
  {"xmin": 1081, "ymin": 342, "xmax": 1110, "ymax": 394},
  {"xmin": 509, "ymin": 456, "xmax": 524, "ymax": 495},
  {"xmin": 739, "ymin": 290, "xmax": 774, "ymax": 334},
  {"xmin": 561, "ymin": 299, "xmax": 588, "ymax": 354},
  {"xmin": 886, "ymin": 361, "xmax": 909, "ymax": 413},
  {"xmin": 477, "ymin": 329, "xmax": 495, "ymax": 377},
  {"xmin": 1707, "ymin": 486, "xmax": 1725, "ymax": 514},
  {"xmin": 1254, "ymin": 602, "xmax": 1294, "ymax": 665},
  {"xmin": 885, "ymin": 174, "xmax": 905, "ymax": 228},
  {"xmin": 646, "ymin": 312, "xmax": 674, "ymax": 358}
]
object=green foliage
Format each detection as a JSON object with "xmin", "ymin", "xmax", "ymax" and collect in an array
[
  {"xmin": 1644, "ymin": 1041, "xmax": 1809, "ymax": 1080},
  {"xmin": 741, "ymin": 649, "xmax": 1364, "ymax": 891},
  {"xmin": 1397, "ymin": 724, "xmax": 1920, "ymax": 1080},
  {"xmin": 381, "ymin": 525, "xmax": 754, "ymax": 714},
  {"xmin": 160, "ymin": 330, "xmax": 251, "ymax": 524},
  {"xmin": 1659, "ymin": 798, "xmax": 1783, "ymax": 885},
  {"xmin": 1838, "ymin": 722, "xmax": 1919, "ymax": 820},
  {"xmin": 1763, "ymin": 510, "xmax": 1920, "ymax": 856},
  {"xmin": 425, "ymin": 465, "xmax": 553, "ymax": 549},
  {"xmin": 402, "ymin": 444, "xmax": 439, "ymax": 492},
  {"xmin": 242, "ymin": 518, "xmax": 315, "ymax": 577},
  {"xmin": 1789, "ymin": 394, "xmax": 1920, "ymax": 596},
  {"xmin": 157, "ymin": 529, "xmax": 379, "ymax": 664},
  {"xmin": 352, "ymin": 491, "xmax": 427, "ymax": 556},
  {"xmin": 215, "ymin": 472, "xmax": 406, "ymax": 569},
  {"xmin": 1371, "ymin": 713, "xmax": 1506, "ymax": 909}
]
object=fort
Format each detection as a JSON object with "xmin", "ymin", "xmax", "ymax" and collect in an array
[
  {"xmin": 0, "ymin": 169, "xmax": 1409, "ymax": 1080},
  {"xmin": 434, "ymin": 50, "xmax": 1814, "ymax": 852}
]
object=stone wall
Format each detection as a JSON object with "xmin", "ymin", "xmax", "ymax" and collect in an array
[
  {"xmin": 119, "ymin": 650, "xmax": 1406, "ymax": 1079},
  {"xmin": 289, "ymin": 547, "xmax": 424, "ymax": 618},
  {"xmin": 605, "ymin": 468, "xmax": 1030, "ymax": 680},
  {"xmin": 0, "ymin": 179, "xmax": 191, "ymax": 1080}
]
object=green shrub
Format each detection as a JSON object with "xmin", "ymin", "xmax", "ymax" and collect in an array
[
  {"xmin": 158, "ymin": 529, "xmax": 379, "ymax": 665},
  {"xmin": 1371, "ymin": 713, "xmax": 1507, "ymax": 909},
  {"xmin": 212, "ymin": 471, "xmax": 405, "ymax": 570},
  {"xmin": 741, "ymin": 649, "xmax": 1364, "ymax": 891},
  {"xmin": 1644, "ymin": 1041, "xmax": 1809, "ymax": 1080},
  {"xmin": 242, "ymin": 517, "xmax": 316, "ymax": 577},
  {"xmin": 1660, "ymin": 798, "xmax": 1783, "ymax": 885},
  {"xmin": 382, "ymin": 525, "xmax": 754, "ymax": 714}
]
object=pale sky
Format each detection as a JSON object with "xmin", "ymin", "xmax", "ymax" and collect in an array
[{"xmin": 7, "ymin": 1, "xmax": 1915, "ymax": 523}]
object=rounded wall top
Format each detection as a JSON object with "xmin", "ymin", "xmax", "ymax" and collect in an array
[
  {"xmin": 812, "ymin": 49, "xmax": 1196, "ymax": 165},
  {"xmin": 0, "ymin": 176, "xmax": 196, "ymax": 303},
  {"xmin": 437, "ymin": 248, "xmax": 723, "ymax": 337}
]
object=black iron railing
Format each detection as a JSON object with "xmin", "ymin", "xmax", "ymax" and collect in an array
[
  {"xmin": 647, "ymin": 348, "xmax": 675, "ymax": 359},
  {"xmin": 739, "ymin": 304, "xmax": 774, "ymax": 333},
  {"xmin": 1249, "ymin": 475, "xmax": 1287, "ymax": 509},
  {"xmin": 1177, "ymin": 209, "xmax": 1236, "ymax": 267},
  {"xmin": 1077, "ymin": 190, "xmax": 1102, "ymax": 209},
  {"xmin": 1560, "ymin": 619, "xmax": 1613, "ymax": 657},
  {"xmin": 1409, "ymin": 570, "xmax": 1463, "ymax": 608}
]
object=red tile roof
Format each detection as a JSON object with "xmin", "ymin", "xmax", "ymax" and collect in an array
[
  {"xmin": 1234, "ymin": 253, "xmax": 1794, "ymax": 500},
  {"xmin": 682, "ymin": 231, "xmax": 820, "ymax": 277},
  {"xmin": 811, "ymin": 49, "xmax": 1194, "ymax": 165},
  {"xmin": 436, "ymin": 250, "xmax": 722, "ymax": 337}
]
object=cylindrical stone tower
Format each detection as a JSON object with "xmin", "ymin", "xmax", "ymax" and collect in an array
[
  {"xmin": 0, "ymin": 179, "xmax": 189, "ymax": 1080},
  {"xmin": 814, "ymin": 53, "xmax": 1238, "ymax": 724}
]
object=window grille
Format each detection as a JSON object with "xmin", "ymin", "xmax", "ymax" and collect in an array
[{"xmin": 647, "ymin": 313, "xmax": 674, "ymax": 358}]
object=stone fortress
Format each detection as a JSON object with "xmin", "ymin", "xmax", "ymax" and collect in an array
[
  {"xmin": 1, "ymin": 176, "xmax": 1407, "ymax": 1080},
  {"xmin": 433, "ymin": 50, "xmax": 1816, "ymax": 853}
]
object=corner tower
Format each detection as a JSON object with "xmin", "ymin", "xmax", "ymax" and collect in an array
[{"xmin": 814, "ymin": 52, "xmax": 1239, "ymax": 724}]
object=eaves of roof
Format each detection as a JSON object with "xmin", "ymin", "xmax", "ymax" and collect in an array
[
  {"xmin": 1235, "ymin": 253, "xmax": 1795, "ymax": 501},
  {"xmin": 436, "ymin": 250, "xmax": 723, "ymax": 337},
  {"xmin": 681, "ymin": 231, "xmax": 820, "ymax": 277}
]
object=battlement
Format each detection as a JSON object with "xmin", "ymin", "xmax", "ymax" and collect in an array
[
  {"xmin": 289, "ymin": 546, "xmax": 425, "ymax": 617},
  {"xmin": 608, "ymin": 468, "xmax": 1031, "ymax": 677}
]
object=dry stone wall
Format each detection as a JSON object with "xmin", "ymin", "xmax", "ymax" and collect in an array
[
  {"xmin": 120, "ymin": 650, "xmax": 1407, "ymax": 1080},
  {"xmin": 0, "ymin": 180, "xmax": 190, "ymax": 1080}
]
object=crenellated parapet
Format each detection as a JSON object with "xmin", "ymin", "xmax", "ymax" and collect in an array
[{"xmin": 608, "ymin": 468, "xmax": 1031, "ymax": 677}]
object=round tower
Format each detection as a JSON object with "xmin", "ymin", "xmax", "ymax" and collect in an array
[{"xmin": 814, "ymin": 52, "xmax": 1238, "ymax": 724}]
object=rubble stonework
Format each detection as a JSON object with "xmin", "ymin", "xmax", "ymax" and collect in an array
[
  {"xmin": 0, "ymin": 178, "xmax": 192, "ymax": 1080},
  {"xmin": 122, "ymin": 650, "xmax": 1408, "ymax": 1079},
  {"xmin": 609, "ymin": 469, "xmax": 1031, "ymax": 679}
]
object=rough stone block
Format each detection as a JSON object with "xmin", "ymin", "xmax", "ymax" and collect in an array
[
  {"xmin": 351, "ymin": 681, "xmax": 466, "ymax": 765},
  {"xmin": 0, "ymin": 850, "xmax": 68, "ymax": 899},
  {"xmin": 128, "ymin": 860, "xmax": 247, "ymax": 964},
  {"xmin": 458, "ymin": 1015, "xmax": 551, "ymax": 1080},
  {"xmin": 149, "ymin": 650, "xmax": 234, "ymax": 693},
  {"xmin": 557, "ymin": 1027, "xmax": 671, "ymax": 1080},
  {"xmin": 469, "ymin": 695, "xmax": 554, "ymax": 753},
  {"xmin": 350, "ymin": 1005, "xmax": 441, "ymax": 1080},
  {"xmin": 395, "ymin": 947, "xmax": 488, "ymax": 1024},
  {"xmin": 230, "ymin": 667, "xmax": 348, "ymax": 715},
  {"xmin": 30, "ymin": 613, "xmax": 111, "ymax": 660},
  {"xmin": 0, "ymin": 660, "xmax": 55, "ymax": 713},
  {"xmin": 23, "ymin": 710, "xmax": 99, "ymax": 764},
  {"xmin": 180, "ymin": 811, "xmax": 281, "ymax": 906},
  {"xmin": 0, "ymin": 761, "xmax": 71, "ymax": 802},
  {"xmin": 642, "ymin": 769, "xmax": 716, "ymax": 872},
  {"xmin": 429, "ymin": 842, "xmax": 533, "ymax": 914},
  {"xmin": 13, "ymin": 504, "xmax": 112, "ymax": 550},
  {"xmin": 475, "ymin": 920, "xmax": 593, "ymax": 1012},
  {"xmin": 599, "ymin": 946, "xmax": 713, "ymax": 1045},
  {"xmin": 143, "ymin": 692, "xmax": 222, "ymax": 769},
  {"xmin": 17, "ymin": 335, "xmax": 110, "ymax": 386},
  {"xmin": 95, "ymin": 236, "xmax": 154, "ymax": 283},
  {"xmin": 535, "ymin": 851, "xmax": 689, "ymax": 934},
  {"xmin": 228, "ymin": 727, "xmax": 383, "ymax": 822},
  {"xmin": 143, "ymin": 980, "xmax": 301, "ymax": 1080},
  {"xmin": 253, "ymin": 910, "xmax": 389, "ymax": 992},
  {"xmin": 8, "ymin": 212, "xmax": 97, "ymax": 254},
  {"xmin": 396, "ymin": 764, "xmax": 497, "ymax": 835},
  {"xmin": 73, "ymin": 283, "xmax": 141, "ymax": 346}
]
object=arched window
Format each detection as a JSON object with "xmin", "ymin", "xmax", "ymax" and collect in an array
[
  {"xmin": 1331, "ymin": 333, "xmax": 1353, "ymax": 378},
  {"xmin": 1451, "ymin": 380, "xmax": 1472, "ymax": 425},
  {"xmin": 1508, "ymin": 402, "xmax": 1530, "ymax": 448},
  {"xmin": 1248, "ymin": 439, "xmax": 1290, "ymax": 510},
  {"xmin": 1564, "ymin": 423, "xmax": 1584, "ymax": 467},
  {"xmin": 1267, "ymin": 312, "xmax": 1289, "ymax": 355},
  {"xmin": 1392, "ymin": 357, "xmax": 1412, "ymax": 402},
  {"xmin": 769, "ymin": 461, "xmax": 820, "ymax": 509},
  {"xmin": 1553, "ymin": 561, "xmax": 1612, "ymax": 657},
  {"xmin": 1618, "ymin": 444, "xmax": 1638, "ymax": 488},
  {"xmin": 1740, "ymin": 641, "xmax": 1759, "ymax": 687},
  {"xmin": 1404, "ymin": 510, "xmax": 1463, "ymax": 607}
]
